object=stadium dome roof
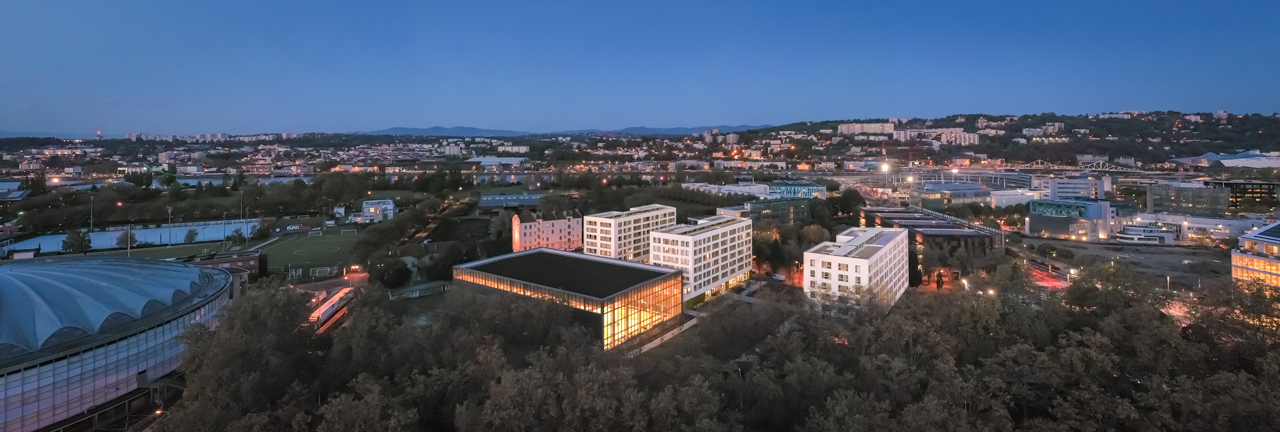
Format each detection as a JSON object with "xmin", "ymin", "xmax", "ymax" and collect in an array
[{"xmin": 0, "ymin": 258, "xmax": 230, "ymax": 356}]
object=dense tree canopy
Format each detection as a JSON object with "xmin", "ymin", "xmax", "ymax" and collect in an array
[{"xmin": 159, "ymin": 261, "xmax": 1280, "ymax": 431}]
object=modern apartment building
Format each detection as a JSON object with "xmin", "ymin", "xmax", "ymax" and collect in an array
[
  {"xmin": 1232, "ymin": 222, "xmax": 1280, "ymax": 286},
  {"xmin": 583, "ymin": 204, "xmax": 677, "ymax": 262},
  {"xmin": 803, "ymin": 227, "xmax": 910, "ymax": 307},
  {"xmin": 649, "ymin": 215, "xmax": 753, "ymax": 304},
  {"xmin": 512, "ymin": 211, "xmax": 583, "ymax": 252},
  {"xmin": 1048, "ymin": 176, "xmax": 1112, "ymax": 200}
]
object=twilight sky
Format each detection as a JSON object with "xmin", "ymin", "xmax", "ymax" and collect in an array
[{"xmin": 1, "ymin": 0, "xmax": 1277, "ymax": 136}]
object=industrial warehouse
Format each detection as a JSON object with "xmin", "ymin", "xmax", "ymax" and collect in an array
[
  {"xmin": 0, "ymin": 259, "xmax": 238, "ymax": 432},
  {"xmin": 452, "ymin": 248, "xmax": 682, "ymax": 350}
]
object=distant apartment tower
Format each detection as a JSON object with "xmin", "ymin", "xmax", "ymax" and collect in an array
[
  {"xmin": 724, "ymin": 133, "xmax": 740, "ymax": 144},
  {"xmin": 512, "ymin": 211, "xmax": 583, "ymax": 252},
  {"xmin": 650, "ymin": 215, "xmax": 753, "ymax": 304},
  {"xmin": 838, "ymin": 123, "xmax": 895, "ymax": 135},
  {"xmin": 1048, "ymin": 177, "xmax": 1112, "ymax": 200},
  {"xmin": 584, "ymin": 204, "xmax": 677, "ymax": 262},
  {"xmin": 803, "ymin": 227, "xmax": 910, "ymax": 307}
]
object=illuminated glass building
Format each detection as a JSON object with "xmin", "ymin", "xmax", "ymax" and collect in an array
[
  {"xmin": 453, "ymin": 248, "xmax": 682, "ymax": 350},
  {"xmin": 1, "ymin": 259, "xmax": 236, "ymax": 432},
  {"xmin": 1233, "ymin": 221, "xmax": 1280, "ymax": 286}
]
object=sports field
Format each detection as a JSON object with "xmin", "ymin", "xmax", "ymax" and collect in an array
[
  {"xmin": 89, "ymin": 242, "xmax": 240, "ymax": 260},
  {"xmin": 259, "ymin": 227, "xmax": 362, "ymax": 278}
]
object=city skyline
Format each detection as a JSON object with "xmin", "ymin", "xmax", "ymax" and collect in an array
[{"xmin": 3, "ymin": 0, "xmax": 1279, "ymax": 135}]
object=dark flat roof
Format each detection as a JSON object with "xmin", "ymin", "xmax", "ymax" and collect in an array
[{"xmin": 468, "ymin": 250, "xmax": 673, "ymax": 298}]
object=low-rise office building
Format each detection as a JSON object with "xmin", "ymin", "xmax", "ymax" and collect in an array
[
  {"xmin": 1146, "ymin": 183, "xmax": 1230, "ymax": 217},
  {"xmin": 453, "ymin": 248, "xmax": 682, "ymax": 349},
  {"xmin": 908, "ymin": 183, "xmax": 991, "ymax": 211},
  {"xmin": 1205, "ymin": 180, "xmax": 1280, "ymax": 211},
  {"xmin": 1026, "ymin": 198, "xmax": 1114, "ymax": 241},
  {"xmin": 512, "ymin": 211, "xmax": 583, "ymax": 252},
  {"xmin": 769, "ymin": 180, "xmax": 828, "ymax": 199},
  {"xmin": 650, "ymin": 215, "xmax": 752, "ymax": 305},
  {"xmin": 1114, "ymin": 223, "xmax": 1180, "ymax": 244},
  {"xmin": 990, "ymin": 189, "xmax": 1045, "ymax": 207},
  {"xmin": 803, "ymin": 227, "xmax": 910, "ymax": 307},
  {"xmin": 681, "ymin": 182, "xmax": 778, "ymax": 199},
  {"xmin": 584, "ymin": 204, "xmax": 677, "ymax": 262},
  {"xmin": 1121, "ymin": 213, "xmax": 1270, "ymax": 243}
]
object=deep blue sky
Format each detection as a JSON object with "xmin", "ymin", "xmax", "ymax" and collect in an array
[{"xmin": 2, "ymin": 0, "xmax": 1277, "ymax": 135}]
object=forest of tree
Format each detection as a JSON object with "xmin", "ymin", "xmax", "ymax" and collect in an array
[{"xmin": 158, "ymin": 260, "xmax": 1280, "ymax": 431}]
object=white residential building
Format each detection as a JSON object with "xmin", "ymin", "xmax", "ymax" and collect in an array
[
  {"xmin": 351, "ymin": 199, "xmax": 396, "ymax": 223},
  {"xmin": 584, "ymin": 204, "xmax": 677, "ymax": 262},
  {"xmin": 838, "ymin": 123, "xmax": 895, "ymax": 135},
  {"xmin": 650, "ymin": 215, "xmax": 753, "ymax": 302},
  {"xmin": 1048, "ymin": 177, "xmax": 1112, "ymax": 200},
  {"xmin": 803, "ymin": 227, "xmax": 910, "ymax": 308},
  {"xmin": 512, "ymin": 211, "xmax": 582, "ymax": 252},
  {"xmin": 892, "ymin": 128, "xmax": 977, "ymax": 145},
  {"xmin": 1022, "ymin": 127, "xmax": 1045, "ymax": 137},
  {"xmin": 496, "ymin": 145, "xmax": 530, "ymax": 153}
]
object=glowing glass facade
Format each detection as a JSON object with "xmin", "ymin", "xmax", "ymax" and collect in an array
[
  {"xmin": 0, "ymin": 291, "xmax": 228, "ymax": 432},
  {"xmin": 454, "ymin": 257, "xmax": 682, "ymax": 350}
]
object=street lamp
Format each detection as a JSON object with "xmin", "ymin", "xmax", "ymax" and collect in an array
[
  {"xmin": 1069, "ymin": 268, "xmax": 1077, "ymax": 283},
  {"xmin": 961, "ymin": 278, "xmax": 969, "ymax": 291}
]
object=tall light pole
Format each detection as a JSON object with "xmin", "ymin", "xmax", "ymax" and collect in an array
[
  {"xmin": 89, "ymin": 195, "xmax": 95, "ymax": 232},
  {"xmin": 166, "ymin": 206, "xmax": 173, "ymax": 247},
  {"xmin": 221, "ymin": 212, "xmax": 227, "ymax": 251}
]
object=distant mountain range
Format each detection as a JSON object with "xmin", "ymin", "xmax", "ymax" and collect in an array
[
  {"xmin": 0, "ymin": 124, "xmax": 772, "ymax": 140},
  {"xmin": 362, "ymin": 124, "xmax": 770, "ymax": 137}
]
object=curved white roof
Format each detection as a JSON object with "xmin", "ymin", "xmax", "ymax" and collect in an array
[{"xmin": 0, "ymin": 258, "xmax": 230, "ymax": 355}]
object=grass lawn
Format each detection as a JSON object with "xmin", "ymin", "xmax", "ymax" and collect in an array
[{"xmin": 258, "ymin": 228, "xmax": 363, "ymax": 276}]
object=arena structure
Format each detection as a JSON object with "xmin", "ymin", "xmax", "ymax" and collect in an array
[{"xmin": 0, "ymin": 258, "xmax": 237, "ymax": 432}]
